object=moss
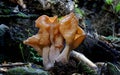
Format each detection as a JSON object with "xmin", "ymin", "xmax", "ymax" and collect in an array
[
  {"xmin": 78, "ymin": 61, "xmax": 97, "ymax": 75},
  {"xmin": 6, "ymin": 67, "xmax": 49, "ymax": 75}
]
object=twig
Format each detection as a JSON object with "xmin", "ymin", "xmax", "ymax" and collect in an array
[
  {"xmin": 0, "ymin": 62, "xmax": 28, "ymax": 67},
  {"xmin": 70, "ymin": 51, "xmax": 98, "ymax": 71}
]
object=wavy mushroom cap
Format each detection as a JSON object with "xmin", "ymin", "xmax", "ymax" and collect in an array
[
  {"xmin": 72, "ymin": 26, "xmax": 86, "ymax": 49},
  {"xmin": 59, "ymin": 12, "xmax": 78, "ymax": 44}
]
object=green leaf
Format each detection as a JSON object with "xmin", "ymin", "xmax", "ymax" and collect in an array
[
  {"xmin": 115, "ymin": 2, "xmax": 120, "ymax": 13},
  {"xmin": 19, "ymin": 43, "xmax": 25, "ymax": 62},
  {"xmin": 107, "ymin": 62, "xmax": 120, "ymax": 75},
  {"xmin": 17, "ymin": 12, "xmax": 28, "ymax": 18},
  {"xmin": 3, "ymin": 9, "xmax": 11, "ymax": 14},
  {"xmin": 58, "ymin": 17, "xmax": 63, "ymax": 20},
  {"xmin": 105, "ymin": 0, "xmax": 113, "ymax": 5},
  {"xmin": 75, "ymin": 7, "xmax": 85, "ymax": 18},
  {"xmin": 78, "ymin": 61, "xmax": 97, "ymax": 75}
]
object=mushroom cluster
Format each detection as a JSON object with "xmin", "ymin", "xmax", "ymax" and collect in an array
[{"xmin": 23, "ymin": 12, "xmax": 86, "ymax": 70}]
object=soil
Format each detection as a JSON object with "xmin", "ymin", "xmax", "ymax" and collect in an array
[{"xmin": 49, "ymin": 58, "xmax": 79, "ymax": 75}]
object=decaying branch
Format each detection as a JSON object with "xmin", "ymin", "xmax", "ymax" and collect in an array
[
  {"xmin": 0, "ymin": 62, "xmax": 28, "ymax": 67},
  {"xmin": 0, "ymin": 62, "xmax": 28, "ymax": 72},
  {"xmin": 70, "ymin": 50, "xmax": 98, "ymax": 71}
]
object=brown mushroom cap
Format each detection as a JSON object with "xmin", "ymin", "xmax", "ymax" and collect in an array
[
  {"xmin": 59, "ymin": 12, "xmax": 78, "ymax": 45},
  {"xmin": 72, "ymin": 26, "xmax": 86, "ymax": 49},
  {"xmin": 23, "ymin": 34, "xmax": 43, "ymax": 56}
]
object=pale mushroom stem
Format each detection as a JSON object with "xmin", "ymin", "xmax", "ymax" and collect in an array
[
  {"xmin": 42, "ymin": 46, "xmax": 53, "ymax": 70},
  {"xmin": 56, "ymin": 44, "xmax": 70, "ymax": 63},
  {"xmin": 49, "ymin": 45, "xmax": 60, "ymax": 64}
]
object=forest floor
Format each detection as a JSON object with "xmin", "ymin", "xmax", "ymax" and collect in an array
[{"xmin": 0, "ymin": 0, "xmax": 120, "ymax": 75}]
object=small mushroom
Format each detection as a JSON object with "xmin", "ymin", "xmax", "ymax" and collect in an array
[
  {"xmin": 24, "ymin": 15, "xmax": 64, "ymax": 70},
  {"xmin": 24, "ymin": 15, "xmax": 51, "ymax": 69},
  {"xmin": 56, "ymin": 13, "xmax": 86, "ymax": 63}
]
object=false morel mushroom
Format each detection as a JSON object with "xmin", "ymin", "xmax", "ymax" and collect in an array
[{"xmin": 23, "ymin": 12, "xmax": 86, "ymax": 70}]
